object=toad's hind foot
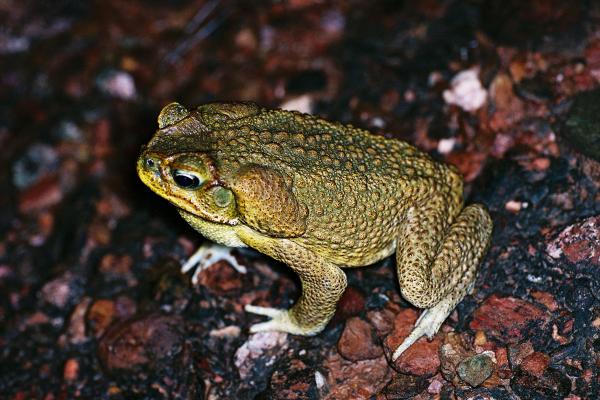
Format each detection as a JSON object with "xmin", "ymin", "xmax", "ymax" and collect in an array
[
  {"xmin": 391, "ymin": 298, "xmax": 453, "ymax": 361},
  {"xmin": 245, "ymin": 305, "xmax": 320, "ymax": 336}
]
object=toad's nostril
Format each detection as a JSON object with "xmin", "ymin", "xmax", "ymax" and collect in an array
[{"xmin": 146, "ymin": 158, "xmax": 155, "ymax": 168}]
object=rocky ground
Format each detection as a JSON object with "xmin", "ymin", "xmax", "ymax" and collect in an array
[{"xmin": 1, "ymin": 1, "xmax": 599, "ymax": 399}]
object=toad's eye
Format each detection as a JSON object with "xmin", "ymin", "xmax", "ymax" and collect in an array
[{"xmin": 172, "ymin": 170, "xmax": 202, "ymax": 189}]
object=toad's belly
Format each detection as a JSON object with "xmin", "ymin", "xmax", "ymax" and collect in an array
[{"xmin": 292, "ymin": 235, "xmax": 397, "ymax": 268}]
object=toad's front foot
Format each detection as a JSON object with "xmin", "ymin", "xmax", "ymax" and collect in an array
[
  {"xmin": 245, "ymin": 305, "xmax": 322, "ymax": 336},
  {"xmin": 182, "ymin": 242, "xmax": 247, "ymax": 284}
]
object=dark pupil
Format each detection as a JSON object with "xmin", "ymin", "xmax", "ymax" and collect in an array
[{"xmin": 173, "ymin": 172, "xmax": 199, "ymax": 188}]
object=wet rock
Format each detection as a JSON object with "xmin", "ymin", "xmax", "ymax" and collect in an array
[
  {"xmin": 366, "ymin": 307, "xmax": 396, "ymax": 337},
  {"xmin": 113, "ymin": 295, "xmax": 137, "ymax": 320},
  {"xmin": 12, "ymin": 143, "xmax": 59, "ymax": 189},
  {"xmin": 426, "ymin": 374, "xmax": 446, "ymax": 395},
  {"xmin": 209, "ymin": 325, "xmax": 241, "ymax": 339},
  {"xmin": 546, "ymin": 215, "xmax": 600, "ymax": 265},
  {"xmin": 469, "ymin": 295, "xmax": 549, "ymax": 343},
  {"xmin": 489, "ymin": 73, "xmax": 525, "ymax": 131},
  {"xmin": 61, "ymin": 297, "xmax": 92, "ymax": 345},
  {"xmin": 384, "ymin": 309, "xmax": 441, "ymax": 377},
  {"xmin": 380, "ymin": 373, "xmax": 428, "ymax": 399},
  {"xmin": 457, "ymin": 354, "xmax": 494, "ymax": 387},
  {"xmin": 562, "ymin": 89, "xmax": 600, "ymax": 161},
  {"xmin": 198, "ymin": 260, "xmax": 243, "ymax": 293},
  {"xmin": 98, "ymin": 253, "xmax": 137, "ymax": 287},
  {"xmin": 63, "ymin": 358, "xmax": 79, "ymax": 382},
  {"xmin": 40, "ymin": 271, "xmax": 82, "ymax": 309},
  {"xmin": 473, "ymin": 330, "xmax": 488, "ymax": 347},
  {"xmin": 337, "ymin": 317, "xmax": 383, "ymax": 361},
  {"xmin": 264, "ymin": 359, "xmax": 316, "ymax": 400},
  {"xmin": 323, "ymin": 352, "xmax": 391, "ymax": 400},
  {"xmin": 18, "ymin": 174, "xmax": 63, "ymax": 213},
  {"xmin": 520, "ymin": 352, "xmax": 550, "ymax": 378},
  {"xmin": 234, "ymin": 331, "xmax": 288, "ymax": 380},
  {"xmin": 87, "ymin": 299, "xmax": 116, "ymax": 338},
  {"xmin": 530, "ymin": 290, "xmax": 558, "ymax": 311},
  {"xmin": 96, "ymin": 70, "xmax": 136, "ymax": 100},
  {"xmin": 335, "ymin": 286, "xmax": 365, "ymax": 320},
  {"xmin": 98, "ymin": 253, "xmax": 134, "ymax": 276},
  {"xmin": 495, "ymin": 347, "xmax": 512, "ymax": 379},
  {"xmin": 439, "ymin": 332, "xmax": 472, "ymax": 385},
  {"xmin": 508, "ymin": 341, "xmax": 535, "ymax": 368},
  {"xmin": 98, "ymin": 313, "xmax": 184, "ymax": 371},
  {"xmin": 443, "ymin": 68, "xmax": 487, "ymax": 112}
]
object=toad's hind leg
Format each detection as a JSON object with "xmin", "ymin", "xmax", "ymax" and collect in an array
[{"xmin": 393, "ymin": 202, "xmax": 492, "ymax": 361}]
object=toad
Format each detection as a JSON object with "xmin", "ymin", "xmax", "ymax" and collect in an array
[{"xmin": 137, "ymin": 102, "xmax": 492, "ymax": 360}]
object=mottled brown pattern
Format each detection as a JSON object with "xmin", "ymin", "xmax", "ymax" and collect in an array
[{"xmin": 137, "ymin": 102, "xmax": 493, "ymax": 355}]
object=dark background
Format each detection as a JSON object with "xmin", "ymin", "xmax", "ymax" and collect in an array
[{"xmin": 1, "ymin": 0, "xmax": 599, "ymax": 398}]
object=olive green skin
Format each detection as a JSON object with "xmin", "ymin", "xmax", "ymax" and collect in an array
[{"xmin": 137, "ymin": 102, "xmax": 492, "ymax": 357}]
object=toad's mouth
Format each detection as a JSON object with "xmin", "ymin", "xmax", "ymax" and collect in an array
[
  {"xmin": 176, "ymin": 206, "xmax": 239, "ymax": 226},
  {"xmin": 137, "ymin": 153, "xmax": 169, "ymax": 195}
]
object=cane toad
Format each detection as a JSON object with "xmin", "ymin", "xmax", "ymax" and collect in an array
[{"xmin": 137, "ymin": 102, "xmax": 492, "ymax": 360}]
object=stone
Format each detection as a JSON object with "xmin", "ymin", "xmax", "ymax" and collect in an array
[
  {"xmin": 87, "ymin": 299, "xmax": 116, "ymax": 338},
  {"xmin": 469, "ymin": 295, "xmax": 549, "ymax": 343},
  {"xmin": 439, "ymin": 332, "xmax": 472, "ymax": 384},
  {"xmin": 380, "ymin": 373, "xmax": 428, "ymax": 399},
  {"xmin": 530, "ymin": 291, "xmax": 558, "ymax": 311},
  {"xmin": 335, "ymin": 286, "xmax": 366, "ymax": 320},
  {"xmin": 495, "ymin": 347, "xmax": 512, "ymax": 379},
  {"xmin": 234, "ymin": 331, "xmax": 288, "ymax": 380},
  {"xmin": 366, "ymin": 308, "xmax": 396, "ymax": 337},
  {"xmin": 488, "ymin": 73, "xmax": 524, "ymax": 131},
  {"xmin": 198, "ymin": 260, "xmax": 243, "ymax": 293},
  {"xmin": 457, "ymin": 354, "xmax": 495, "ymax": 387},
  {"xmin": 508, "ymin": 341, "xmax": 535, "ymax": 368},
  {"xmin": 337, "ymin": 317, "xmax": 383, "ymax": 361},
  {"xmin": 40, "ymin": 271, "xmax": 81, "ymax": 309},
  {"xmin": 62, "ymin": 297, "xmax": 92, "ymax": 345},
  {"xmin": 384, "ymin": 309, "xmax": 441, "ymax": 377},
  {"xmin": 520, "ymin": 352, "xmax": 550, "ymax": 378},
  {"xmin": 18, "ymin": 174, "xmax": 63, "ymax": 213},
  {"xmin": 323, "ymin": 352, "xmax": 391, "ymax": 400},
  {"xmin": 12, "ymin": 143, "xmax": 59, "ymax": 189},
  {"xmin": 546, "ymin": 215, "xmax": 600, "ymax": 265},
  {"xmin": 63, "ymin": 358, "xmax": 79, "ymax": 382},
  {"xmin": 98, "ymin": 313, "xmax": 184, "ymax": 371},
  {"xmin": 264, "ymin": 358, "xmax": 315, "ymax": 400}
]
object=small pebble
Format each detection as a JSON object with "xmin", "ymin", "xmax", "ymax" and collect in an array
[
  {"xmin": 97, "ymin": 70, "xmax": 136, "ymax": 100},
  {"xmin": 443, "ymin": 68, "xmax": 487, "ymax": 112},
  {"xmin": 63, "ymin": 358, "xmax": 79, "ymax": 382},
  {"xmin": 457, "ymin": 353, "xmax": 494, "ymax": 387}
]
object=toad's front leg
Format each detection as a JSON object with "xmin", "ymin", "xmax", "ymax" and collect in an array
[
  {"xmin": 393, "ymin": 198, "xmax": 492, "ymax": 361},
  {"xmin": 237, "ymin": 226, "xmax": 347, "ymax": 335}
]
